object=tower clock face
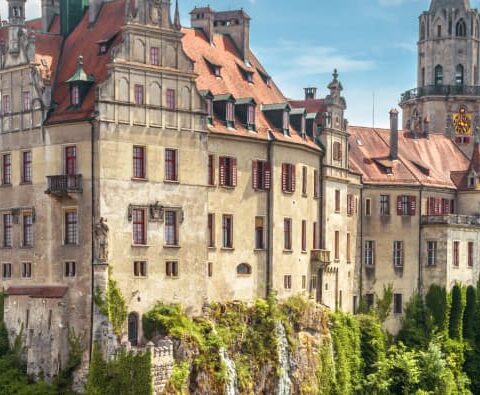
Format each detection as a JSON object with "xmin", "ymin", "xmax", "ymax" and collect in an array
[{"xmin": 453, "ymin": 107, "xmax": 473, "ymax": 135}]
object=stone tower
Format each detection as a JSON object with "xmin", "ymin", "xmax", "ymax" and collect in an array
[
  {"xmin": 400, "ymin": 0, "xmax": 480, "ymax": 156},
  {"xmin": 6, "ymin": 0, "xmax": 26, "ymax": 53}
]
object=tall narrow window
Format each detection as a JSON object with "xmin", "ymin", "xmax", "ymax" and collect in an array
[
  {"xmin": 3, "ymin": 214, "xmax": 12, "ymax": 248},
  {"xmin": 468, "ymin": 242, "xmax": 474, "ymax": 267},
  {"xmin": 456, "ymin": 19, "xmax": 467, "ymax": 37},
  {"xmin": 255, "ymin": 216, "xmax": 265, "ymax": 250},
  {"xmin": 347, "ymin": 194, "xmax": 354, "ymax": 216},
  {"xmin": 226, "ymin": 102, "xmax": 234, "ymax": 127},
  {"xmin": 208, "ymin": 154, "xmax": 215, "ymax": 186},
  {"xmin": 252, "ymin": 160, "xmax": 271, "ymax": 191},
  {"xmin": 2, "ymin": 95, "xmax": 10, "ymax": 114},
  {"xmin": 437, "ymin": 25, "xmax": 442, "ymax": 37},
  {"xmin": 421, "ymin": 67, "xmax": 425, "ymax": 87},
  {"xmin": 164, "ymin": 210, "xmax": 178, "ymax": 246},
  {"xmin": 133, "ymin": 146, "xmax": 146, "ymax": 179},
  {"xmin": 335, "ymin": 190, "xmax": 341, "ymax": 212},
  {"xmin": 64, "ymin": 261, "xmax": 76, "ymax": 277},
  {"xmin": 23, "ymin": 214, "xmax": 33, "ymax": 248},
  {"xmin": 435, "ymin": 65, "xmax": 443, "ymax": 86},
  {"xmin": 166, "ymin": 261, "xmax": 179, "ymax": 277},
  {"xmin": 65, "ymin": 210, "xmax": 78, "ymax": 245},
  {"xmin": 134, "ymin": 85, "xmax": 144, "ymax": 105},
  {"xmin": 302, "ymin": 220, "xmax": 307, "ymax": 252},
  {"xmin": 302, "ymin": 167, "xmax": 307, "ymax": 195},
  {"xmin": 365, "ymin": 240, "xmax": 375, "ymax": 266},
  {"xmin": 456, "ymin": 64, "xmax": 464, "ymax": 86},
  {"xmin": 150, "ymin": 47, "xmax": 159, "ymax": 66},
  {"xmin": 165, "ymin": 149, "xmax": 178, "ymax": 182},
  {"xmin": 393, "ymin": 241, "xmax": 404, "ymax": 267},
  {"xmin": 219, "ymin": 157, "xmax": 237, "ymax": 188},
  {"xmin": 313, "ymin": 222, "xmax": 318, "ymax": 250},
  {"xmin": 128, "ymin": 313, "xmax": 139, "ymax": 346},
  {"xmin": 222, "ymin": 215, "xmax": 233, "ymax": 248},
  {"xmin": 334, "ymin": 231, "xmax": 340, "ymax": 260},
  {"xmin": 247, "ymin": 104, "xmax": 255, "ymax": 128},
  {"xmin": 2, "ymin": 263, "xmax": 11, "ymax": 279},
  {"xmin": 281, "ymin": 163, "xmax": 296, "ymax": 193},
  {"xmin": 71, "ymin": 86, "xmax": 80, "ymax": 106},
  {"xmin": 394, "ymin": 294, "xmax": 403, "ymax": 314},
  {"xmin": 380, "ymin": 195, "xmax": 390, "ymax": 216},
  {"xmin": 166, "ymin": 89, "xmax": 176, "ymax": 110},
  {"xmin": 22, "ymin": 91, "xmax": 31, "ymax": 111},
  {"xmin": 346, "ymin": 233, "xmax": 351, "ymax": 263},
  {"xmin": 284, "ymin": 218, "xmax": 292, "ymax": 250},
  {"xmin": 453, "ymin": 241, "xmax": 460, "ymax": 267},
  {"xmin": 427, "ymin": 241, "xmax": 437, "ymax": 266},
  {"xmin": 22, "ymin": 151, "xmax": 32, "ymax": 184},
  {"xmin": 65, "ymin": 146, "xmax": 77, "ymax": 176},
  {"xmin": 21, "ymin": 262, "xmax": 32, "ymax": 279},
  {"xmin": 205, "ymin": 98, "xmax": 213, "ymax": 125},
  {"xmin": 314, "ymin": 170, "xmax": 319, "ymax": 198},
  {"xmin": 2, "ymin": 153, "xmax": 11, "ymax": 185},
  {"xmin": 132, "ymin": 209, "xmax": 146, "ymax": 245},
  {"xmin": 284, "ymin": 275, "xmax": 292, "ymax": 290},
  {"xmin": 208, "ymin": 214, "xmax": 215, "ymax": 248}
]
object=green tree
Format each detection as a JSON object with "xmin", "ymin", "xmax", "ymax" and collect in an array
[
  {"xmin": 425, "ymin": 284, "xmax": 449, "ymax": 333},
  {"xmin": 449, "ymin": 285, "xmax": 464, "ymax": 340},
  {"xmin": 397, "ymin": 293, "xmax": 430, "ymax": 348},
  {"xmin": 375, "ymin": 284, "xmax": 394, "ymax": 323},
  {"xmin": 85, "ymin": 344, "xmax": 107, "ymax": 395}
]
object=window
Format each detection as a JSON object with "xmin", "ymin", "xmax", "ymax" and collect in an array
[
  {"xmin": 64, "ymin": 261, "xmax": 76, "ymax": 277},
  {"xmin": 365, "ymin": 198, "xmax": 371, "ymax": 216},
  {"xmin": 335, "ymin": 190, "xmax": 341, "ymax": 213},
  {"xmin": 166, "ymin": 261, "xmax": 179, "ymax": 277},
  {"xmin": 453, "ymin": 241, "xmax": 460, "ymax": 267},
  {"xmin": 302, "ymin": 220, "xmax": 307, "ymax": 252},
  {"xmin": 23, "ymin": 214, "xmax": 33, "ymax": 247},
  {"xmin": 333, "ymin": 142, "xmax": 342, "ymax": 161},
  {"xmin": 237, "ymin": 263, "xmax": 252, "ymax": 275},
  {"xmin": 456, "ymin": 64, "xmax": 464, "ymax": 86},
  {"xmin": 208, "ymin": 214, "xmax": 215, "ymax": 248},
  {"xmin": 165, "ymin": 149, "xmax": 178, "ymax": 182},
  {"xmin": 208, "ymin": 155, "xmax": 215, "ymax": 186},
  {"xmin": 255, "ymin": 216, "xmax": 265, "ymax": 250},
  {"xmin": 302, "ymin": 167, "xmax": 308, "ymax": 195},
  {"xmin": 365, "ymin": 240, "xmax": 375, "ymax": 266},
  {"xmin": 397, "ymin": 195, "xmax": 416, "ymax": 216},
  {"xmin": 468, "ymin": 242, "xmax": 474, "ymax": 267},
  {"xmin": 133, "ymin": 146, "xmax": 146, "ymax": 179},
  {"xmin": 128, "ymin": 313, "xmax": 139, "ymax": 346},
  {"xmin": 284, "ymin": 275, "xmax": 292, "ymax": 290},
  {"xmin": 2, "ymin": 153, "xmax": 11, "ymax": 185},
  {"xmin": 421, "ymin": 67, "xmax": 425, "ymax": 87},
  {"xmin": 164, "ymin": 210, "xmax": 178, "ymax": 246},
  {"xmin": 437, "ymin": 25, "xmax": 442, "ymax": 38},
  {"xmin": 247, "ymin": 104, "xmax": 255, "ymax": 127},
  {"xmin": 3, "ymin": 214, "xmax": 12, "ymax": 248},
  {"xmin": 393, "ymin": 241, "xmax": 404, "ymax": 267},
  {"xmin": 150, "ymin": 47, "xmax": 159, "ymax": 66},
  {"xmin": 207, "ymin": 262, "xmax": 213, "ymax": 277},
  {"xmin": 302, "ymin": 275, "xmax": 307, "ymax": 290},
  {"xmin": 347, "ymin": 194, "xmax": 354, "ymax": 216},
  {"xmin": 314, "ymin": 170, "xmax": 319, "ymax": 198},
  {"xmin": 380, "ymin": 195, "xmax": 390, "ymax": 216},
  {"xmin": 346, "ymin": 233, "xmax": 351, "ymax": 263},
  {"xmin": 134, "ymin": 85, "xmax": 144, "ymax": 105},
  {"xmin": 219, "ymin": 157, "xmax": 237, "ymax": 187},
  {"xmin": 2, "ymin": 263, "xmax": 11, "ymax": 279},
  {"xmin": 456, "ymin": 19, "xmax": 467, "ymax": 37},
  {"xmin": 23, "ymin": 91, "xmax": 31, "ymax": 111},
  {"xmin": 2, "ymin": 95, "xmax": 10, "ymax": 114},
  {"xmin": 71, "ymin": 85, "xmax": 80, "ymax": 106},
  {"xmin": 334, "ymin": 231, "xmax": 340, "ymax": 260},
  {"xmin": 21, "ymin": 262, "xmax": 32, "ymax": 279},
  {"xmin": 427, "ymin": 241, "xmax": 437, "ymax": 266},
  {"xmin": 22, "ymin": 151, "xmax": 32, "ymax": 184},
  {"xmin": 252, "ymin": 160, "xmax": 271, "ymax": 191},
  {"xmin": 134, "ymin": 261, "xmax": 147, "ymax": 277},
  {"xmin": 205, "ymin": 98, "xmax": 213, "ymax": 124},
  {"xmin": 65, "ymin": 146, "xmax": 77, "ymax": 176},
  {"xmin": 310, "ymin": 275, "xmax": 317, "ymax": 291},
  {"xmin": 222, "ymin": 215, "xmax": 233, "ymax": 248},
  {"xmin": 281, "ymin": 163, "xmax": 296, "ymax": 193},
  {"xmin": 435, "ymin": 65, "xmax": 443, "ymax": 86},
  {"xmin": 283, "ymin": 110, "xmax": 289, "ymax": 132},
  {"xmin": 365, "ymin": 293, "xmax": 374, "ymax": 310},
  {"xmin": 132, "ymin": 209, "xmax": 146, "ymax": 245},
  {"xmin": 394, "ymin": 294, "xmax": 403, "ymax": 314},
  {"xmin": 166, "ymin": 89, "xmax": 176, "ymax": 110},
  {"xmin": 313, "ymin": 222, "xmax": 318, "ymax": 250},
  {"xmin": 284, "ymin": 218, "xmax": 292, "ymax": 250},
  {"xmin": 226, "ymin": 102, "xmax": 234, "ymax": 125},
  {"xmin": 65, "ymin": 210, "xmax": 78, "ymax": 245}
]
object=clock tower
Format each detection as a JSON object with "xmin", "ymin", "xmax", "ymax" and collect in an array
[{"xmin": 400, "ymin": 0, "xmax": 480, "ymax": 156}]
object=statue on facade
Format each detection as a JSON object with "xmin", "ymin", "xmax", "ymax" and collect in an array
[{"xmin": 94, "ymin": 217, "xmax": 109, "ymax": 262}]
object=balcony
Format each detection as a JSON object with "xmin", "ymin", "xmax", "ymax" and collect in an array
[
  {"xmin": 45, "ymin": 175, "xmax": 83, "ymax": 196},
  {"xmin": 421, "ymin": 214, "xmax": 480, "ymax": 227},
  {"xmin": 311, "ymin": 249, "xmax": 331, "ymax": 270},
  {"xmin": 400, "ymin": 85, "xmax": 480, "ymax": 104}
]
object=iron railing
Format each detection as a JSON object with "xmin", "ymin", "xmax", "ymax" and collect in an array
[
  {"xmin": 400, "ymin": 85, "xmax": 480, "ymax": 103},
  {"xmin": 46, "ymin": 175, "xmax": 83, "ymax": 195}
]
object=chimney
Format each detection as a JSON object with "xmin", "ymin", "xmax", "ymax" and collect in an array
[
  {"xmin": 304, "ymin": 87, "xmax": 317, "ymax": 100},
  {"xmin": 190, "ymin": 7, "xmax": 215, "ymax": 44},
  {"xmin": 390, "ymin": 108, "xmax": 399, "ymax": 160},
  {"xmin": 212, "ymin": 10, "xmax": 251, "ymax": 63},
  {"xmin": 41, "ymin": 0, "xmax": 59, "ymax": 32}
]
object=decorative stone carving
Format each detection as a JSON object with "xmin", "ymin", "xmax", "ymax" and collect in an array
[
  {"xmin": 94, "ymin": 217, "xmax": 109, "ymax": 262},
  {"xmin": 149, "ymin": 202, "xmax": 164, "ymax": 222}
]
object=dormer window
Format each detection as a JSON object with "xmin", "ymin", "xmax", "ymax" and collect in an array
[
  {"xmin": 235, "ymin": 97, "xmax": 256, "ymax": 131},
  {"xmin": 226, "ymin": 102, "xmax": 234, "ymax": 128},
  {"xmin": 257, "ymin": 68, "xmax": 272, "ymax": 87},
  {"xmin": 283, "ymin": 110, "xmax": 289, "ymax": 134},
  {"xmin": 65, "ymin": 56, "xmax": 95, "ymax": 109},
  {"xmin": 71, "ymin": 86, "xmax": 80, "ymax": 106},
  {"xmin": 469, "ymin": 176, "xmax": 476, "ymax": 188},
  {"xmin": 262, "ymin": 103, "xmax": 290, "ymax": 135},
  {"xmin": 213, "ymin": 94, "xmax": 236, "ymax": 129},
  {"xmin": 237, "ymin": 63, "xmax": 254, "ymax": 83},
  {"xmin": 96, "ymin": 33, "xmax": 118, "ymax": 56},
  {"xmin": 204, "ymin": 57, "xmax": 222, "ymax": 78}
]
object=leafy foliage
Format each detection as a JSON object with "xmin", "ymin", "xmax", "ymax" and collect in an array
[
  {"xmin": 95, "ymin": 277, "xmax": 128, "ymax": 337},
  {"xmin": 463, "ymin": 286, "xmax": 476, "ymax": 341},
  {"xmin": 375, "ymin": 284, "xmax": 394, "ymax": 323},
  {"xmin": 397, "ymin": 293, "xmax": 430, "ymax": 348},
  {"xmin": 426, "ymin": 284, "xmax": 449, "ymax": 333},
  {"xmin": 449, "ymin": 285, "xmax": 464, "ymax": 340}
]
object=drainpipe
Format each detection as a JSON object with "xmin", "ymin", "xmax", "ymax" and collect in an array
[
  {"xmin": 318, "ymin": 150, "xmax": 325, "ymax": 304},
  {"xmin": 266, "ymin": 139, "xmax": 273, "ymax": 297},
  {"xmin": 418, "ymin": 188, "xmax": 424, "ymax": 295},
  {"xmin": 359, "ymin": 185, "xmax": 364, "ymax": 308}
]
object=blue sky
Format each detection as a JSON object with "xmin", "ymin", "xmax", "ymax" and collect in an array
[{"xmin": 4, "ymin": 0, "xmax": 480, "ymax": 127}]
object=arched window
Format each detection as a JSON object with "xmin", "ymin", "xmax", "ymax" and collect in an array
[
  {"xmin": 456, "ymin": 19, "xmax": 467, "ymax": 37},
  {"xmin": 128, "ymin": 312, "xmax": 139, "ymax": 346},
  {"xmin": 434, "ymin": 65, "xmax": 443, "ymax": 85},
  {"xmin": 456, "ymin": 64, "xmax": 464, "ymax": 85},
  {"xmin": 420, "ymin": 21, "xmax": 426, "ymax": 40},
  {"xmin": 236, "ymin": 263, "xmax": 252, "ymax": 276}
]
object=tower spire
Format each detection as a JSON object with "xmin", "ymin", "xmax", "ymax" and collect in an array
[
  {"xmin": 174, "ymin": 0, "xmax": 181, "ymax": 31},
  {"xmin": 429, "ymin": 0, "xmax": 470, "ymax": 12}
]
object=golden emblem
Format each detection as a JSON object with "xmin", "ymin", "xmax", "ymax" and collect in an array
[{"xmin": 453, "ymin": 107, "xmax": 473, "ymax": 135}]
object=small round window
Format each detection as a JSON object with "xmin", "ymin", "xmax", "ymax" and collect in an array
[{"xmin": 237, "ymin": 263, "xmax": 252, "ymax": 276}]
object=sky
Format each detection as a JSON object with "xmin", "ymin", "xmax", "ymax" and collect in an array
[{"xmin": 2, "ymin": 0, "xmax": 480, "ymax": 127}]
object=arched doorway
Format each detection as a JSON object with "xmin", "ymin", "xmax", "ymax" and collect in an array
[{"xmin": 128, "ymin": 312, "xmax": 139, "ymax": 346}]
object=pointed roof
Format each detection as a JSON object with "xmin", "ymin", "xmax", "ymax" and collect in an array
[
  {"xmin": 470, "ymin": 140, "xmax": 480, "ymax": 173},
  {"xmin": 430, "ymin": 0, "xmax": 470, "ymax": 12},
  {"xmin": 174, "ymin": 0, "xmax": 181, "ymax": 31},
  {"xmin": 65, "ymin": 56, "xmax": 95, "ymax": 83}
]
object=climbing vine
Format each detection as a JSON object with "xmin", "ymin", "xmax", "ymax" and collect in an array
[{"xmin": 94, "ymin": 276, "xmax": 128, "ymax": 337}]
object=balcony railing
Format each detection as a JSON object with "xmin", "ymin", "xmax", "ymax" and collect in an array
[
  {"xmin": 45, "ymin": 175, "xmax": 83, "ymax": 196},
  {"xmin": 311, "ymin": 249, "xmax": 331, "ymax": 269},
  {"xmin": 421, "ymin": 214, "xmax": 480, "ymax": 227},
  {"xmin": 400, "ymin": 85, "xmax": 480, "ymax": 103}
]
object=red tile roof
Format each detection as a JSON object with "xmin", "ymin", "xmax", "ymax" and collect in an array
[
  {"xmin": 6, "ymin": 286, "xmax": 68, "ymax": 299},
  {"xmin": 348, "ymin": 126, "xmax": 470, "ymax": 189},
  {"xmin": 290, "ymin": 98, "xmax": 326, "ymax": 115}
]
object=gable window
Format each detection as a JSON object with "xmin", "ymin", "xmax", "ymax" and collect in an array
[
  {"xmin": 2, "ymin": 95, "xmax": 10, "ymax": 114},
  {"xmin": 219, "ymin": 157, "xmax": 237, "ymax": 188},
  {"xmin": 208, "ymin": 213, "xmax": 215, "ymax": 248},
  {"xmin": 166, "ymin": 261, "xmax": 179, "ymax": 278},
  {"xmin": 284, "ymin": 218, "xmax": 292, "ymax": 250},
  {"xmin": 393, "ymin": 241, "xmax": 404, "ymax": 267},
  {"xmin": 150, "ymin": 47, "xmax": 159, "ymax": 66},
  {"xmin": 22, "ymin": 91, "xmax": 31, "ymax": 111},
  {"xmin": 427, "ymin": 241, "xmax": 437, "ymax": 266},
  {"xmin": 23, "ymin": 213, "xmax": 33, "ymax": 248},
  {"xmin": 255, "ymin": 216, "xmax": 265, "ymax": 250},
  {"xmin": 468, "ymin": 242, "xmax": 474, "ymax": 267},
  {"xmin": 2, "ymin": 263, "xmax": 12, "ymax": 279},
  {"xmin": 164, "ymin": 210, "xmax": 178, "ymax": 246},
  {"xmin": 3, "ymin": 214, "xmax": 12, "ymax": 248},
  {"xmin": 456, "ymin": 19, "xmax": 467, "ymax": 37},
  {"xmin": 22, "ymin": 151, "xmax": 32, "ymax": 184},
  {"xmin": 380, "ymin": 195, "xmax": 390, "ymax": 216},
  {"xmin": 65, "ymin": 210, "xmax": 78, "ymax": 245},
  {"xmin": 365, "ymin": 240, "xmax": 375, "ymax": 266},
  {"xmin": 2, "ymin": 153, "xmax": 11, "ymax": 185},
  {"xmin": 132, "ymin": 208, "xmax": 146, "ymax": 245},
  {"xmin": 456, "ymin": 64, "xmax": 464, "ymax": 86},
  {"xmin": 166, "ymin": 89, "xmax": 176, "ymax": 110},
  {"xmin": 252, "ymin": 160, "xmax": 271, "ymax": 191},
  {"xmin": 165, "ymin": 149, "xmax": 178, "ymax": 182},
  {"xmin": 453, "ymin": 241, "xmax": 460, "ymax": 267},
  {"xmin": 222, "ymin": 215, "xmax": 233, "ymax": 248},
  {"xmin": 434, "ymin": 65, "xmax": 443, "ymax": 86},
  {"xmin": 21, "ymin": 262, "xmax": 32, "ymax": 279},
  {"xmin": 282, "ymin": 163, "xmax": 296, "ymax": 193},
  {"xmin": 64, "ymin": 261, "xmax": 76, "ymax": 277},
  {"xmin": 71, "ymin": 85, "xmax": 80, "ymax": 106},
  {"xmin": 397, "ymin": 195, "xmax": 416, "ymax": 216},
  {"xmin": 65, "ymin": 146, "xmax": 77, "ymax": 176},
  {"xmin": 133, "ymin": 146, "xmax": 146, "ymax": 179},
  {"xmin": 134, "ymin": 85, "xmax": 144, "ymax": 105},
  {"xmin": 134, "ymin": 261, "xmax": 147, "ymax": 277}
]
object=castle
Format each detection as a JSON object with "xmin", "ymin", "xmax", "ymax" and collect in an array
[{"xmin": 0, "ymin": 0, "xmax": 479, "ymax": 384}]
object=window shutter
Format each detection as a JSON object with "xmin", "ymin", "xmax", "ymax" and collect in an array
[
  {"xmin": 397, "ymin": 196, "xmax": 403, "ymax": 216},
  {"xmin": 291, "ymin": 165, "xmax": 296, "ymax": 192},
  {"xmin": 219, "ymin": 157, "xmax": 225, "ymax": 186},
  {"xmin": 372, "ymin": 241, "xmax": 376, "ymax": 266},
  {"xmin": 264, "ymin": 162, "xmax": 272, "ymax": 191},
  {"xmin": 450, "ymin": 199, "xmax": 455, "ymax": 214},
  {"xmin": 435, "ymin": 198, "xmax": 441, "ymax": 215},
  {"xmin": 443, "ymin": 199, "xmax": 450, "ymax": 215},
  {"xmin": 232, "ymin": 158, "xmax": 237, "ymax": 187},
  {"xmin": 282, "ymin": 164, "xmax": 287, "ymax": 192},
  {"xmin": 252, "ymin": 161, "xmax": 258, "ymax": 190},
  {"xmin": 409, "ymin": 196, "xmax": 417, "ymax": 216},
  {"xmin": 428, "ymin": 198, "xmax": 434, "ymax": 215}
]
